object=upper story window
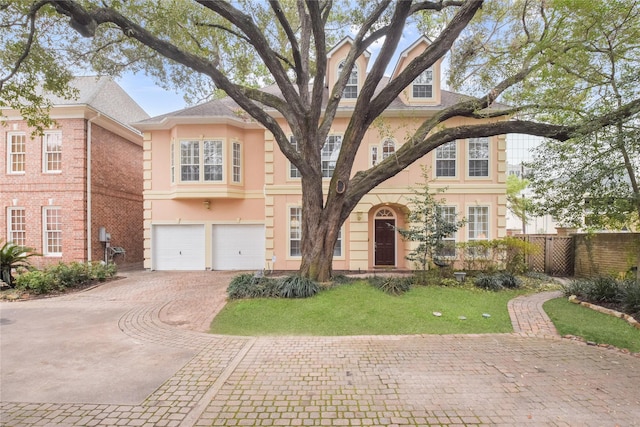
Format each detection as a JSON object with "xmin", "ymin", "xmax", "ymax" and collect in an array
[
  {"xmin": 232, "ymin": 142, "xmax": 241, "ymax": 183},
  {"xmin": 321, "ymin": 135, "xmax": 342, "ymax": 178},
  {"xmin": 170, "ymin": 141, "xmax": 175, "ymax": 183},
  {"xmin": 43, "ymin": 131, "xmax": 62, "ymax": 173},
  {"xmin": 7, "ymin": 207, "xmax": 26, "ymax": 247},
  {"xmin": 382, "ymin": 139, "xmax": 395, "ymax": 160},
  {"xmin": 339, "ymin": 60, "xmax": 358, "ymax": 99},
  {"xmin": 180, "ymin": 139, "xmax": 223, "ymax": 182},
  {"xmin": 468, "ymin": 137, "xmax": 489, "ymax": 177},
  {"xmin": 435, "ymin": 141, "xmax": 456, "ymax": 177},
  {"xmin": 7, "ymin": 132, "xmax": 26, "ymax": 174},
  {"xmin": 412, "ymin": 68, "xmax": 433, "ymax": 98},
  {"xmin": 289, "ymin": 136, "xmax": 301, "ymax": 178},
  {"xmin": 370, "ymin": 146, "xmax": 378, "ymax": 167}
]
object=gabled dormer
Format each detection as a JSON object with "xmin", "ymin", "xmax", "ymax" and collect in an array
[
  {"xmin": 326, "ymin": 37, "xmax": 371, "ymax": 103},
  {"xmin": 391, "ymin": 36, "xmax": 443, "ymax": 106}
]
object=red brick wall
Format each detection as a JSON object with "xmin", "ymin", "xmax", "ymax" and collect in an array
[
  {"xmin": 1, "ymin": 118, "xmax": 143, "ymax": 269},
  {"xmin": 574, "ymin": 233, "xmax": 640, "ymax": 278},
  {"xmin": 90, "ymin": 124, "xmax": 143, "ymax": 266}
]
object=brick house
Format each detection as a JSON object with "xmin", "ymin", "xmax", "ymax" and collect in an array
[
  {"xmin": 1, "ymin": 76, "xmax": 148, "ymax": 268},
  {"xmin": 135, "ymin": 37, "xmax": 509, "ymax": 271}
]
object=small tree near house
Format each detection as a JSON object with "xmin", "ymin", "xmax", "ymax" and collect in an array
[{"xmin": 397, "ymin": 168, "xmax": 465, "ymax": 272}]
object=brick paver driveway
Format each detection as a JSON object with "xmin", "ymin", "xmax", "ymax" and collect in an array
[{"xmin": 1, "ymin": 271, "xmax": 639, "ymax": 426}]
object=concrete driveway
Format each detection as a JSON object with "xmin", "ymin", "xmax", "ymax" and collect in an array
[{"xmin": 1, "ymin": 270, "xmax": 639, "ymax": 426}]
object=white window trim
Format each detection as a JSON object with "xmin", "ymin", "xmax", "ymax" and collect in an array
[
  {"xmin": 411, "ymin": 67, "xmax": 434, "ymax": 100},
  {"xmin": 43, "ymin": 206, "xmax": 63, "ymax": 257},
  {"xmin": 438, "ymin": 205, "xmax": 458, "ymax": 259},
  {"xmin": 434, "ymin": 140, "xmax": 457, "ymax": 178},
  {"xmin": 42, "ymin": 131, "xmax": 62, "ymax": 174},
  {"xmin": 231, "ymin": 141, "xmax": 242, "ymax": 184},
  {"xmin": 7, "ymin": 207, "xmax": 26, "ymax": 247},
  {"xmin": 7, "ymin": 132, "xmax": 26, "ymax": 175},
  {"xmin": 370, "ymin": 145, "xmax": 379, "ymax": 167},
  {"xmin": 178, "ymin": 138, "xmax": 227, "ymax": 183},
  {"xmin": 321, "ymin": 135, "xmax": 342, "ymax": 179},
  {"xmin": 170, "ymin": 141, "xmax": 175, "ymax": 184},
  {"xmin": 288, "ymin": 135, "xmax": 301, "ymax": 180},
  {"xmin": 467, "ymin": 205, "xmax": 490, "ymax": 241},
  {"xmin": 382, "ymin": 138, "xmax": 396, "ymax": 161},
  {"xmin": 467, "ymin": 137, "xmax": 490, "ymax": 178},
  {"xmin": 338, "ymin": 60, "xmax": 358, "ymax": 99},
  {"xmin": 288, "ymin": 205, "xmax": 303, "ymax": 259}
]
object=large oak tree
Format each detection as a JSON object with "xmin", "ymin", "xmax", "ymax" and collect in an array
[{"xmin": 2, "ymin": 0, "xmax": 640, "ymax": 280}]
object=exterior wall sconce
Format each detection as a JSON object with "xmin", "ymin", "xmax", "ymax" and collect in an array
[{"xmin": 203, "ymin": 200, "xmax": 211, "ymax": 210}]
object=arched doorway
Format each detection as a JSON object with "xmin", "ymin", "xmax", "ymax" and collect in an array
[{"xmin": 374, "ymin": 208, "xmax": 396, "ymax": 266}]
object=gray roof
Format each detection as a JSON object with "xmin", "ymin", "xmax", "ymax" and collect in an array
[
  {"xmin": 137, "ymin": 77, "xmax": 497, "ymax": 126},
  {"xmin": 46, "ymin": 76, "xmax": 149, "ymax": 125}
]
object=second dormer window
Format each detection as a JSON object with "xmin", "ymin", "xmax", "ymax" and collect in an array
[
  {"xmin": 339, "ymin": 60, "xmax": 358, "ymax": 99},
  {"xmin": 413, "ymin": 68, "xmax": 433, "ymax": 98}
]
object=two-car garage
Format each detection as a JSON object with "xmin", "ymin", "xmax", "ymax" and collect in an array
[{"xmin": 152, "ymin": 224, "xmax": 265, "ymax": 271}]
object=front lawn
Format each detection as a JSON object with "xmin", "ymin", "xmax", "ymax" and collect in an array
[
  {"xmin": 210, "ymin": 281, "xmax": 524, "ymax": 336},
  {"xmin": 543, "ymin": 297, "xmax": 640, "ymax": 353}
]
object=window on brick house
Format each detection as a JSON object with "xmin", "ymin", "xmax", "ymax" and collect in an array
[
  {"xmin": 180, "ymin": 140, "xmax": 224, "ymax": 182},
  {"xmin": 7, "ymin": 132, "xmax": 26, "ymax": 174},
  {"xmin": 338, "ymin": 60, "xmax": 358, "ymax": 99},
  {"xmin": 43, "ymin": 207, "xmax": 62, "ymax": 256},
  {"xmin": 436, "ymin": 141, "xmax": 456, "ymax": 177},
  {"xmin": 468, "ymin": 137, "xmax": 489, "ymax": 177},
  {"xmin": 43, "ymin": 131, "xmax": 62, "ymax": 173},
  {"xmin": 7, "ymin": 207, "xmax": 26, "ymax": 246},
  {"xmin": 412, "ymin": 68, "xmax": 433, "ymax": 98}
]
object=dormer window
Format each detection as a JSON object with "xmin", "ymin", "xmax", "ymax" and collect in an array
[
  {"xmin": 339, "ymin": 60, "xmax": 358, "ymax": 99},
  {"xmin": 413, "ymin": 68, "xmax": 433, "ymax": 98}
]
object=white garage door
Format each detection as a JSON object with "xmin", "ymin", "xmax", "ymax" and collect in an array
[
  {"xmin": 153, "ymin": 225, "xmax": 205, "ymax": 270},
  {"xmin": 212, "ymin": 224, "xmax": 265, "ymax": 270}
]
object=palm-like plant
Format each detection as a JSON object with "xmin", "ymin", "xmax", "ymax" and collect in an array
[{"xmin": 0, "ymin": 240, "xmax": 39, "ymax": 287}]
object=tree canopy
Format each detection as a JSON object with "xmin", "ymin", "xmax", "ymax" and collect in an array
[{"xmin": 2, "ymin": 0, "xmax": 640, "ymax": 279}]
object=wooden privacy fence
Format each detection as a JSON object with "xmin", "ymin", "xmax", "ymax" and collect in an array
[{"xmin": 518, "ymin": 235, "xmax": 574, "ymax": 277}]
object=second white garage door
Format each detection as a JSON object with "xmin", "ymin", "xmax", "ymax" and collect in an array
[{"xmin": 211, "ymin": 224, "xmax": 265, "ymax": 270}]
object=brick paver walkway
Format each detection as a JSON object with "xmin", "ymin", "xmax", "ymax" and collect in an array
[{"xmin": 2, "ymin": 273, "xmax": 639, "ymax": 427}]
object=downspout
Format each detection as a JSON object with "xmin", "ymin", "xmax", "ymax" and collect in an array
[{"xmin": 87, "ymin": 113, "xmax": 100, "ymax": 261}]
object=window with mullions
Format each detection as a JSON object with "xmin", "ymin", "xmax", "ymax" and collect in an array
[
  {"xmin": 7, "ymin": 132, "xmax": 26, "ymax": 174},
  {"xmin": 321, "ymin": 135, "xmax": 342, "ymax": 178},
  {"xmin": 468, "ymin": 206, "xmax": 489, "ymax": 241},
  {"xmin": 436, "ymin": 141, "xmax": 456, "ymax": 177},
  {"xmin": 180, "ymin": 140, "xmax": 224, "ymax": 182},
  {"xmin": 43, "ymin": 131, "xmax": 62, "ymax": 173},
  {"xmin": 8, "ymin": 207, "xmax": 26, "ymax": 246},
  {"xmin": 289, "ymin": 136, "xmax": 301, "ymax": 178},
  {"xmin": 382, "ymin": 139, "xmax": 395, "ymax": 160},
  {"xmin": 43, "ymin": 207, "xmax": 62, "ymax": 256},
  {"xmin": 338, "ymin": 61, "xmax": 358, "ymax": 99},
  {"xmin": 412, "ymin": 68, "xmax": 433, "ymax": 98},
  {"xmin": 437, "ymin": 206, "xmax": 457, "ymax": 258},
  {"xmin": 232, "ymin": 142, "xmax": 241, "ymax": 183},
  {"xmin": 468, "ymin": 137, "xmax": 489, "ymax": 177},
  {"xmin": 289, "ymin": 206, "xmax": 342, "ymax": 257}
]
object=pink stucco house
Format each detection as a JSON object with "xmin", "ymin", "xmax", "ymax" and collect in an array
[
  {"xmin": 135, "ymin": 37, "xmax": 508, "ymax": 272},
  {"xmin": 1, "ymin": 77, "xmax": 148, "ymax": 268}
]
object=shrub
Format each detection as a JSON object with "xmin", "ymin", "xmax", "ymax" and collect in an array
[
  {"xmin": 14, "ymin": 270, "xmax": 58, "ymax": 294},
  {"xmin": 227, "ymin": 273, "xmax": 279, "ymax": 299},
  {"xmin": 565, "ymin": 276, "xmax": 621, "ymax": 303},
  {"xmin": 278, "ymin": 275, "xmax": 320, "ymax": 298},
  {"xmin": 1, "ymin": 239, "xmax": 39, "ymax": 287},
  {"xmin": 619, "ymin": 279, "xmax": 640, "ymax": 318},
  {"xmin": 497, "ymin": 272, "xmax": 521, "ymax": 289},
  {"xmin": 370, "ymin": 276, "xmax": 412, "ymax": 295},
  {"xmin": 474, "ymin": 274, "xmax": 504, "ymax": 291},
  {"xmin": 439, "ymin": 278, "xmax": 461, "ymax": 287}
]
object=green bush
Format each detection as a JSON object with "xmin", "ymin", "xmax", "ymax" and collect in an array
[
  {"xmin": 497, "ymin": 272, "xmax": 521, "ymax": 289},
  {"xmin": 278, "ymin": 275, "xmax": 320, "ymax": 298},
  {"xmin": 619, "ymin": 279, "xmax": 640, "ymax": 318},
  {"xmin": 227, "ymin": 273, "xmax": 279, "ymax": 299},
  {"xmin": 370, "ymin": 276, "xmax": 412, "ymax": 295},
  {"xmin": 439, "ymin": 278, "xmax": 461, "ymax": 287},
  {"xmin": 14, "ymin": 270, "xmax": 58, "ymax": 294},
  {"xmin": 474, "ymin": 274, "xmax": 504, "ymax": 291},
  {"xmin": 564, "ymin": 276, "xmax": 620, "ymax": 303}
]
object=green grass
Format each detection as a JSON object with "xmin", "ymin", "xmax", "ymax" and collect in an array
[
  {"xmin": 210, "ymin": 282, "xmax": 524, "ymax": 336},
  {"xmin": 544, "ymin": 297, "xmax": 640, "ymax": 352}
]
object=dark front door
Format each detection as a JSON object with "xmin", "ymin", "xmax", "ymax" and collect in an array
[{"xmin": 375, "ymin": 219, "xmax": 396, "ymax": 266}]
